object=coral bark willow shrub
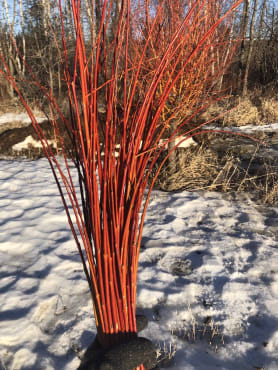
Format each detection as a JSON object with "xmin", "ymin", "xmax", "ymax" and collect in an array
[
  {"xmin": 131, "ymin": 0, "xmax": 241, "ymax": 170},
  {"xmin": 0, "ymin": 0, "xmax": 242, "ymax": 367}
]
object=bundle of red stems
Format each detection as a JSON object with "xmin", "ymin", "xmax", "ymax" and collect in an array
[{"xmin": 0, "ymin": 0, "xmax": 243, "ymax": 368}]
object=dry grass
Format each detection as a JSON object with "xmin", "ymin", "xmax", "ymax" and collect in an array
[
  {"xmin": 152, "ymin": 144, "xmax": 278, "ymax": 205},
  {"xmin": 170, "ymin": 315, "xmax": 225, "ymax": 352},
  {"xmin": 152, "ymin": 147, "xmax": 220, "ymax": 192},
  {"xmin": 223, "ymin": 97, "xmax": 261, "ymax": 126},
  {"xmin": 155, "ymin": 342, "xmax": 177, "ymax": 368},
  {"xmin": 260, "ymin": 98, "xmax": 278, "ymax": 123},
  {"xmin": 198, "ymin": 96, "xmax": 261, "ymax": 127},
  {"xmin": 199, "ymin": 93, "xmax": 278, "ymax": 127},
  {"xmin": 260, "ymin": 163, "xmax": 278, "ymax": 204},
  {"xmin": 153, "ymin": 145, "xmax": 246, "ymax": 193},
  {"xmin": 0, "ymin": 99, "xmax": 22, "ymax": 115},
  {"xmin": 0, "ymin": 95, "xmax": 46, "ymax": 115}
]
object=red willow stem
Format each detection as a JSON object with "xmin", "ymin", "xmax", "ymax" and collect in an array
[{"xmin": 0, "ymin": 0, "xmax": 244, "ymax": 367}]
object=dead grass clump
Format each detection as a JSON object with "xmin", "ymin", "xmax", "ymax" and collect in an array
[
  {"xmin": 222, "ymin": 97, "xmax": 260, "ymax": 127},
  {"xmin": 153, "ymin": 146, "xmax": 220, "ymax": 192},
  {"xmin": 260, "ymin": 98, "xmax": 278, "ymax": 123},
  {"xmin": 264, "ymin": 183, "xmax": 278, "ymax": 204},
  {"xmin": 153, "ymin": 145, "xmax": 244, "ymax": 193},
  {"xmin": 171, "ymin": 316, "xmax": 225, "ymax": 352},
  {"xmin": 0, "ymin": 98, "xmax": 23, "ymax": 115},
  {"xmin": 198, "ymin": 95, "xmax": 261, "ymax": 127},
  {"xmin": 198, "ymin": 98, "xmax": 231, "ymax": 123},
  {"xmin": 152, "ymin": 144, "xmax": 278, "ymax": 205},
  {"xmin": 199, "ymin": 91, "xmax": 278, "ymax": 128},
  {"xmin": 259, "ymin": 163, "xmax": 278, "ymax": 204},
  {"xmin": 155, "ymin": 342, "xmax": 177, "ymax": 368}
]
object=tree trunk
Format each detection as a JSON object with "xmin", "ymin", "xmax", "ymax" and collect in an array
[
  {"xmin": 257, "ymin": 0, "xmax": 267, "ymax": 41},
  {"xmin": 19, "ymin": 0, "xmax": 26, "ymax": 76},
  {"xmin": 2, "ymin": 0, "xmax": 16, "ymax": 98},
  {"xmin": 243, "ymin": 0, "xmax": 258, "ymax": 96},
  {"xmin": 95, "ymin": 0, "xmax": 102, "ymax": 37},
  {"xmin": 238, "ymin": 0, "xmax": 250, "ymax": 93},
  {"xmin": 218, "ymin": 10, "xmax": 236, "ymax": 90}
]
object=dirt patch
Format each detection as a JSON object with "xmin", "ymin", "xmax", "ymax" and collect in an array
[{"xmin": 0, "ymin": 120, "xmax": 72, "ymax": 159}]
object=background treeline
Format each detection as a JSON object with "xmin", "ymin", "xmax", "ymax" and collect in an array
[
  {"xmin": 0, "ymin": 0, "xmax": 277, "ymax": 104},
  {"xmin": 0, "ymin": 0, "xmax": 120, "ymax": 103},
  {"xmin": 238, "ymin": 0, "xmax": 278, "ymax": 94}
]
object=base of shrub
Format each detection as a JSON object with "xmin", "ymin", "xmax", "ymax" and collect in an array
[
  {"xmin": 78, "ymin": 335, "xmax": 158, "ymax": 370},
  {"xmin": 78, "ymin": 314, "xmax": 158, "ymax": 370}
]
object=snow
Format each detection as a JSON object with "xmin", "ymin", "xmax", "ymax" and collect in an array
[
  {"xmin": 0, "ymin": 113, "xmax": 46, "ymax": 126},
  {"xmin": 159, "ymin": 137, "xmax": 197, "ymax": 149},
  {"xmin": 12, "ymin": 136, "xmax": 56, "ymax": 151},
  {"xmin": 208, "ymin": 122, "xmax": 278, "ymax": 133},
  {"xmin": 1, "ymin": 157, "xmax": 278, "ymax": 370},
  {"xmin": 0, "ymin": 112, "xmax": 47, "ymax": 135},
  {"xmin": 12, "ymin": 135, "xmax": 196, "ymax": 156}
]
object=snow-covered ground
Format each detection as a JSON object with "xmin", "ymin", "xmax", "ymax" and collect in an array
[
  {"xmin": 0, "ymin": 113, "xmax": 45, "ymax": 125},
  {"xmin": 0, "ymin": 113, "xmax": 47, "ymax": 135},
  {"xmin": 208, "ymin": 122, "xmax": 278, "ymax": 133},
  {"xmin": 1, "ymin": 157, "xmax": 278, "ymax": 370}
]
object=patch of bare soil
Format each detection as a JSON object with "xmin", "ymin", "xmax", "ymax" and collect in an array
[{"xmin": 0, "ymin": 120, "xmax": 72, "ymax": 159}]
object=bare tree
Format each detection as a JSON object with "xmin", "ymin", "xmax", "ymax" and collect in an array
[
  {"xmin": 1, "ymin": 0, "xmax": 23, "ymax": 98},
  {"xmin": 18, "ymin": 0, "xmax": 26, "ymax": 76},
  {"xmin": 218, "ymin": 9, "xmax": 236, "ymax": 90},
  {"xmin": 257, "ymin": 0, "xmax": 267, "ymax": 41},
  {"xmin": 22, "ymin": 0, "xmax": 62, "ymax": 98},
  {"xmin": 242, "ymin": 0, "xmax": 258, "ymax": 95},
  {"xmin": 238, "ymin": 0, "xmax": 250, "ymax": 92}
]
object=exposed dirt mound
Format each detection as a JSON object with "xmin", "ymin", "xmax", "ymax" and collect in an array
[{"xmin": 0, "ymin": 120, "xmax": 72, "ymax": 158}]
